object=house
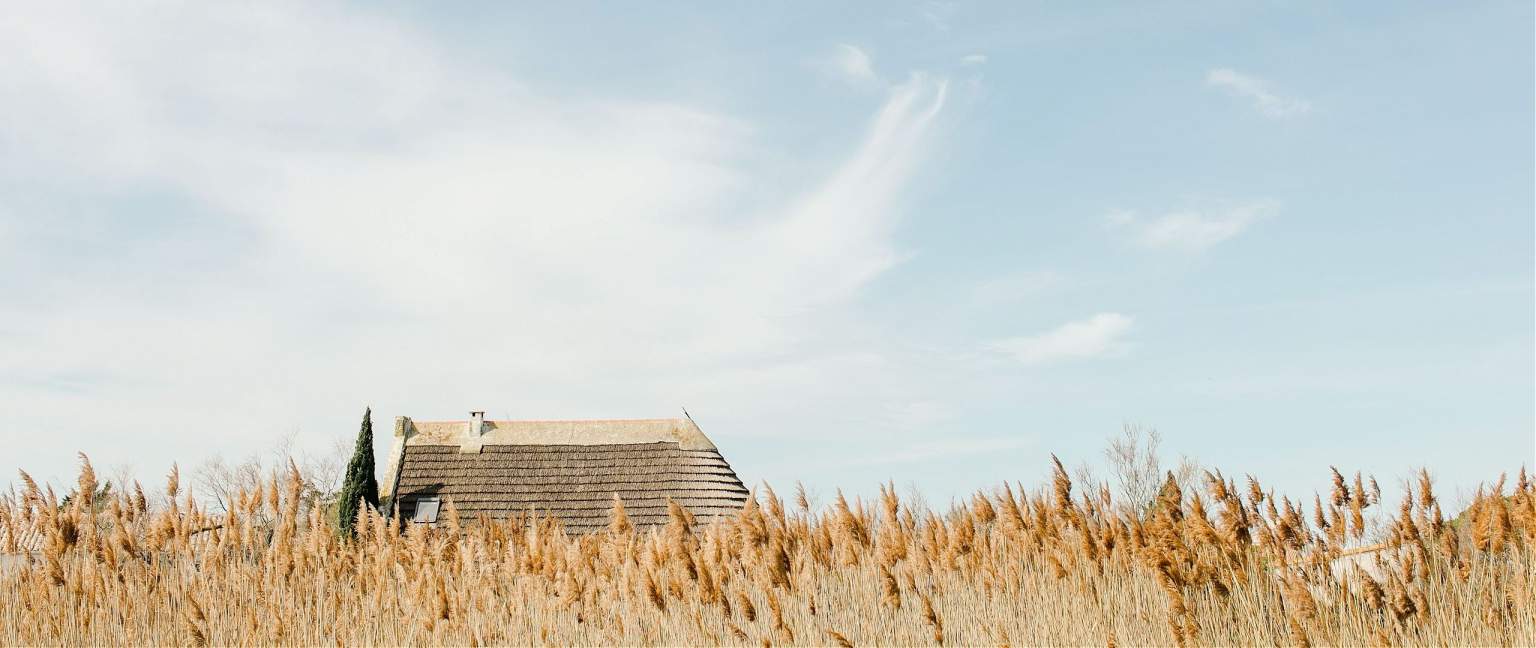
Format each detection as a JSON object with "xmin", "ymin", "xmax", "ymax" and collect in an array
[
  {"xmin": 380, "ymin": 412, "xmax": 750, "ymax": 532},
  {"xmin": 0, "ymin": 523, "xmax": 41, "ymax": 571}
]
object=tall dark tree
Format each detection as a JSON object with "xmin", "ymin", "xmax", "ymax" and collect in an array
[{"xmin": 336, "ymin": 407, "xmax": 380, "ymax": 538}]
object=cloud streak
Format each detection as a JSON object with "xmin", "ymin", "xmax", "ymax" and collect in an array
[
  {"xmin": 824, "ymin": 44, "xmax": 877, "ymax": 86},
  {"xmin": 1206, "ymin": 68, "xmax": 1311, "ymax": 118},
  {"xmin": 0, "ymin": 2, "xmax": 952, "ymax": 488},
  {"xmin": 989, "ymin": 313, "xmax": 1134, "ymax": 365},
  {"xmin": 1108, "ymin": 201, "xmax": 1277, "ymax": 252}
]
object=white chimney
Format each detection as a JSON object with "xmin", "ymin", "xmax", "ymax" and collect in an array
[{"xmin": 468, "ymin": 411, "xmax": 485, "ymax": 437}]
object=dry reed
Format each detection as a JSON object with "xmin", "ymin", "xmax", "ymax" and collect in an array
[{"xmin": 0, "ymin": 455, "xmax": 1532, "ymax": 645}]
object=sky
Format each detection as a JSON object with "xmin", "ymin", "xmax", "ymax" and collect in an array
[{"xmin": 1, "ymin": 1, "xmax": 1531, "ymax": 509}]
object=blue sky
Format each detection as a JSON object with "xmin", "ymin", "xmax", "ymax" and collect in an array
[{"xmin": 1, "ymin": 1, "xmax": 1530, "ymax": 507}]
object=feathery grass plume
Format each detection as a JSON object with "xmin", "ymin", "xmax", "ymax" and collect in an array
[
  {"xmin": 42, "ymin": 521, "xmax": 66, "ymax": 585},
  {"xmin": 608, "ymin": 493, "xmax": 633, "ymax": 536},
  {"xmin": 182, "ymin": 594, "xmax": 209, "ymax": 647},
  {"xmin": 1284, "ymin": 573, "xmax": 1318, "ymax": 623},
  {"xmin": 826, "ymin": 629, "xmax": 855, "ymax": 647},
  {"xmin": 1050, "ymin": 455, "xmax": 1074, "ymax": 512},
  {"xmin": 16, "ymin": 470, "xmax": 41, "ymax": 515},
  {"xmin": 877, "ymin": 515, "xmax": 909, "ymax": 566},
  {"xmin": 880, "ymin": 563, "xmax": 902, "ymax": 609},
  {"xmin": 1350, "ymin": 479, "xmax": 1368, "ymax": 541},
  {"xmin": 1288, "ymin": 616, "xmax": 1312, "ymax": 648},
  {"xmin": 1386, "ymin": 572, "xmax": 1416, "ymax": 623},
  {"xmin": 1417, "ymin": 469, "xmax": 1437, "ymax": 509},
  {"xmin": 1486, "ymin": 498, "xmax": 1512, "ymax": 553},
  {"xmin": 1204, "ymin": 469, "xmax": 1229, "ymax": 502},
  {"xmin": 832, "ymin": 490, "xmax": 870, "ymax": 559},
  {"xmin": 1187, "ymin": 494, "xmax": 1220, "ymax": 546},
  {"xmin": 766, "ymin": 536, "xmax": 793, "ymax": 589},
  {"xmin": 972, "ymin": 493, "xmax": 996, "ymax": 525},
  {"xmin": 353, "ymin": 493, "xmax": 373, "ymax": 544},
  {"xmin": 766, "ymin": 590, "xmax": 792, "ymax": 641},
  {"xmin": 1360, "ymin": 574, "xmax": 1386, "ymax": 611},
  {"xmin": 74, "ymin": 453, "xmax": 98, "ymax": 511},
  {"xmin": 1408, "ymin": 583, "xmax": 1430, "ymax": 622},
  {"xmin": 165, "ymin": 464, "xmax": 180, "ymax": 499},
  {"xmin": 131, "ymin": 480, "xmax": 147, "ymax": 515},
  {"xmin": 995, "ymin": 483, "xmax": 1027, "ymax": 536},
  {"xmin": 740, "ymin": 490, "xmax": 770, "ymax": 549},
  {"xmin": 443, "ymin": 497, "xmax": 462, "ymax": 537},
  {"xmin": 666, "ymin": 498, "xmax": 695, "ymax": 550},
  {"xmin": 434, "ymin": 573, "xmax": 452, "ymax": 622},
  {"xmin": 645, "ymin": 570, "xmax": 666, "ymax": 611},
  {"xmin": 1246, "ymin": 475, "xmax": 1266, "ymax": 509},
  {"xmin": 878, "ymin": 481, "xmax": 902, "ymax": 533},
  {"xmin": 1046, "ymin": 553, "xmax": 1068, "ymax": 580},
  {"xmin": 0, "ymin": 457, "xmax": 1533, "ymax": 645},
  {"xmin": 0, "ymin": 505, "xmax": 13, "ymax": 555},
  {"xmin": 1329, "ymin": 467, "xmax": 1350, "ymax": 507},
  {"xmin": 920, "ymin": 592, "xmax": 944, "ymax": 645},
  {"xmin": 763, "ymin": 484, "xmax": 787, "ymax": 529},
  {"xmin": 737, "ymin": 590, "xmax": 757, "ymax": 622}
]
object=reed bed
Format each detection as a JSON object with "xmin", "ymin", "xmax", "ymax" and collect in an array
[{"xmin": 1, "ymin": 455, "xmax": 1531, "ymax": 646}]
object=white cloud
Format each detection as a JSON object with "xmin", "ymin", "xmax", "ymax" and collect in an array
[
  {"xmin": 825, "ymin": 44, "xmax": 877, "ymax": 86},
  {"xmin": 960, "ymin": 54, "xmax": 988, "ymax": 66},
  {"xmin": 0, "ymin": 3, "xmax": 952, "ymax": 488},
  {"xmin": 989, "ymin": 313, "xmax": 1134, "ymax": 365},
  {"xmin": 1206, "ymin": 68, "xmax": 1311, "ymax": 118},
  {"xmin": 1108, "ymin": 201, "xmax": 1276, "ymax": 252}
]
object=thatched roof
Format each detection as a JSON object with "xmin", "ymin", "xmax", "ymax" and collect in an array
[
  {"xmin": 1, "ymin": 516, "xmax": 222, "ymax": 557},
  {"xmin": 0, "ymin": 524, "xmax": 43, "ymax": 555},
  {"xmin": 383, "ymin": 416, "xmax": 748, "ymax": 532}
]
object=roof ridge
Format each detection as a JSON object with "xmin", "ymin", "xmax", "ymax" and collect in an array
[{"xmin": 410, "ymin": 417, "xmax": 686, "ymax": 424}]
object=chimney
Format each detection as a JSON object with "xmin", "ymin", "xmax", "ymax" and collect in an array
[{"xmin": 468, "ymin": 411, "xmax": 485, "ymax": 437}]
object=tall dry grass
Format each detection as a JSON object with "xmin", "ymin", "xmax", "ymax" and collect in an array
[{"xmin": 1, "ymin": 454, "xmax": 1532, "ymax": 646}]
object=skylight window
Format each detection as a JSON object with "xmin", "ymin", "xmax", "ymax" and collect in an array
[{"xmin": 411, "ymin": 497, "xmax": 441, "ymax": 524}]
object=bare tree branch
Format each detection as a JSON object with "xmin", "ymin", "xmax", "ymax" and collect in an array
[{"xmin": 1102, "ymin": 423, "xmax": 1201, "ymax": 517}]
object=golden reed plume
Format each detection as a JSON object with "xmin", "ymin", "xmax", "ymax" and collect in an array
[{"xmin": 0, "ymin": 456, "xmax": 1531, "ymax": 645}]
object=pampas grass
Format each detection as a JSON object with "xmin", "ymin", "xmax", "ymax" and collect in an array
[{"xmin": 0, "ymin": 456, "xmax": 1532, "ymax": 645}]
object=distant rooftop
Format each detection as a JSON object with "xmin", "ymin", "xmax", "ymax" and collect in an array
[{"xmin": 382, "ymin": 413, "xmax": 748, "ymax": 532}]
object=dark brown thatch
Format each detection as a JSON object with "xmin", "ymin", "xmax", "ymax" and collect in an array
[{"xmin": 386, "ymin": 418, "xmax": 748, "ymax": 532}]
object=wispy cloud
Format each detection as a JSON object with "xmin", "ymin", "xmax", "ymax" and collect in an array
[
  {"xmin": 960, "ymin": 54, "xmax": 987, "ymax": 66},
  {"xmin": 1206, "ymin": 68, "xmax": 1311, "ymax": 118},
  {"xmin": 0, "ymin": 3, "xmax": 953, "ymax": 487},
  {"xmin": 1108, "ymin": 201, "xmax": 1276, "ymax": 252},
  {"xmin": 823, "ymin": 44, "xmax": 877, "ymax": 86},
  {"xmin": 989, "ymin": 313, "xmax": 1134, "ymax": 365}
]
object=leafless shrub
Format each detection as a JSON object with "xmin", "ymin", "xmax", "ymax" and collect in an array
[{"xmin": 1102, "ymin": 424, "xmax": 1201, "ymax": 516}]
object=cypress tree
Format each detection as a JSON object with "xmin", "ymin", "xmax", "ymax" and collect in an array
[{"xmin": 336, "ymin": 407, "xmax": 380, "ymax": 538}]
